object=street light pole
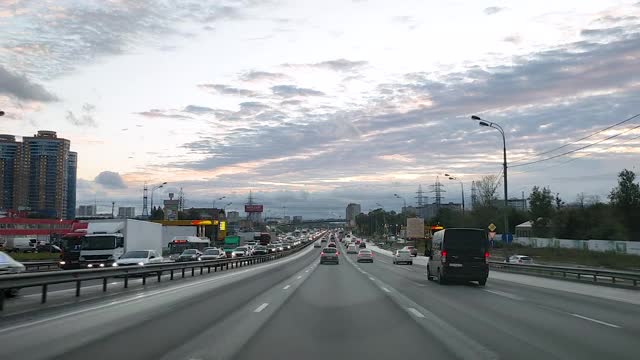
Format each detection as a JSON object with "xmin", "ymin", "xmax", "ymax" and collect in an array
[
  {"xmin": 471, "ymin": 115, "xmax": 509, "ymax": 239},
  {"xmin": 444, "ymin": 174, "xmax": 465, "ymax": 216},
  {"xmin": 150, "ymin": 182, "xmax": 167, "ymax": 214},
  {"xmin": 393, "ymin": 193, "xmax": 407, "ymax": 212},
  {"xmin": 212, "ymin": 196, "xmax": 226, "ymax": 209}
]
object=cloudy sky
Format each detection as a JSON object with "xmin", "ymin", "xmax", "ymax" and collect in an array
[{"xmin": 2, "ymin": 0, "xmax": 640, "ymax": 218}]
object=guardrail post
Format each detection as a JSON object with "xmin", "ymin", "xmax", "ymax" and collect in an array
[
  {"xmin": 577, "ymin": 273, "xmax": 581, "ymax": 280},
  {"xmin": 214, "ymin": 265, "xmax": 217, "ymax": 272},
  {"xmin": 191, "ymin": 267, "xmax": 195, "ymax": 277},
  {"xmin": 157, "ymin": 271, "xmax": 162, "ymax": 282},
  {"xmin": 634, "ymin": 279, "xmax": 637, "ymax": 286},
  {"xmin": 0, "ymin": 290, "xmax": 4, "ymax": 311},
  {"xmin": 208, "ymin": 266, "xmax": 211, "ymax": 274},
  {"xmin": 124, "ymin": 274, "xmax": 129, "ymax": 288},
  {"xmin": 42, "ymin": 284, "xmax": 48, "ymax": 303},
  {"xmin": 142, "ymin": 273, "xmax": 146, "ymax": 285},
  {"xmin": 182, "ymin": 268, "xmax": 185, "ymax": 278},
  {"xmin": 103, "ymin": 278, "xmax": 107, "ymax": 292},
  {"xmin": 200, "ymin": 266, "xmax": 203, "ymax": 275},
  {"xmin": 593, "ymin": 274, "xmax": 597, "ymax": 282},
  {"xmin": 170, "ymin": 270, "xmax": 174, "ymax": 280},
  {"xmin": 75, "ymin": 281, "xmax": 81, "ymax": 297},
  {"xmin": 612, "ymin": 277, "xmax": 616, "ymax": 284},
  {"xmin": 226, "ymin": 263, "xmax": 229, "ymax": 270}
]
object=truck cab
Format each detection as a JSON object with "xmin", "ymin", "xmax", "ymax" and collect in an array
[{"xmin": 80, "ymin": 232, "xmax": 125, "ymax": 268}]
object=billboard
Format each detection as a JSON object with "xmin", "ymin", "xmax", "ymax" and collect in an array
[
  {"xmin": 406, "ymin": 217, "xmax": 425, "ymax": 239},
  {"xmin": 245, "ymin": 204, "xmax": 264, "ymax": 213}
]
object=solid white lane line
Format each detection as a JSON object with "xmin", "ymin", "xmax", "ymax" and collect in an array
[
  {"xmin": 483, "ymin": 289, "xmax": 523, "ymax": 301},
  {"xmin": 282, "ymin": 285, "xmax": 291, "ymax": 290},
  {"xmin": 407, "ymin": 307, "xmax": 425, "ymax": 318},
  {"xmin": 381, "ymin": 287, "xmax": 391, "ymax": 293},
  {"xmin": 570, "ymin": 313, "xmax": 621, "ymax": 328},
  {"xmin": 369, "ymin": 276, "xmax": 376, "ymax": 281},
  {"xmin": 254, "ymin": 303, "xmax": 269, "ymax": 313},
  {"xmin": 296, "ymin": 275, "xmax": 302, "ymax": 279},
  {"xmin": 305, "ymin": 270, "xmax": 309, "ymax": 272}
]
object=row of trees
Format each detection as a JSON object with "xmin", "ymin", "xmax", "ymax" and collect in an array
[{"xmin": 354, "ymin": 169, "xmax": 640, "ymax": 241}]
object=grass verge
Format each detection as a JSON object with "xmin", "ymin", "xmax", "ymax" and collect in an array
[{"xmin": 9, "ymin": 252, "xmax": 61, "ymax": 261}]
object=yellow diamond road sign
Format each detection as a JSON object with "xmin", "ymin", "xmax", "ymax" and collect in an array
[{"xmin": 488, "ymin": 223, "xmax": 497, "ymax": 232}]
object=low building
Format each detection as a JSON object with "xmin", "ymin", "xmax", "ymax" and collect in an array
[
  {"xmin": 0, "ymin": 217, "xmax": 77, "ymax": 243},
  {"xmin": 292, "ymin": 216, "xmax": 303, "ymax": 224},
  {"xmin": 117, "ymin": 207, "xmax": 135, "ymax": 218},
  {"xmin": 77, "ymin": 205, "xmax": 97, "ymax": 216}
]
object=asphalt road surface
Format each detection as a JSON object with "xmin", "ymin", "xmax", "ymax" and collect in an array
[{"xmin": 1, "ymin": 242, "xmax": 638, "ymax": 360}]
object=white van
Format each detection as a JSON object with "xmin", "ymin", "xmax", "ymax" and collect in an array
[{"xmin": 5, "ymin": 237, "xmax": 37, "ymax": 253}]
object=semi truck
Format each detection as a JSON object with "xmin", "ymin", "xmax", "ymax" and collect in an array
[
  {"xmin": 59, "ymin": 222, "xmax": 88, "ymax": 269},
  {"xmin": 79, "ymin": 219, "xmax": 162, "ymax": 268}
]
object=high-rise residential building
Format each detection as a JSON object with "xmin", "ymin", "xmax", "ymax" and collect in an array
[
  {"xmin": 0, "ymin": 135, "xmax": 22, "ymax": 211},
  {"xmin": 0, "ymin": 131, "xmax": 77, "ymax": 219},
  {"xmin": 117, "ymin": 207, "xmax": 135, "ymax": 218},
  {"xmin": 292, "ymin": 215, "xmax": 303, "ymax": 223},
  {"xmin": 77, "ymin": 205, "xmax": 97, "ymax": 216},
  {"xmin": 227, "ymin": 211, "xmax": 240, "ymax": 223},
  {"xmin": 67, "ymin": 152, "xmax": 77, "ymax": 219},
  {"xmin": 345, "ymin": 203, "xmax": 361, "ymax": 227}
]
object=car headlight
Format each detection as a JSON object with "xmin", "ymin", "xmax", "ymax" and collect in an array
[
  {"xmin": 99, "ymin": 263, "xmax": 105, "ymax": 268},
  {"xmin": 197, "ymin": 257, "xmax": 202, "ymax": 261},
  {"xmin": 112, "ymin": 263, "xmax": 119, "ymax": 267},
  {"xmin": 87, "ymin": 264, "xmax": 93, "ymax": 268},
  {"xmin": 138, "ymin": 262, "xmax": 145, "ymax": 266},
  {"xmin": 59, "ymin": 261, "xmax": 66, "ymax": 265}
]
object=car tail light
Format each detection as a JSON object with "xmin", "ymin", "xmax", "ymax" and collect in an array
[
  {"xmin": 441, "ymin": 250, "xmax": 447, "ymax": 263},
  {"xmin": 320, "ymin": 252, "xmax": 324, "ymax": 256},
  {"xmin": 485, "ymin": 251, "xmax": 490, "ymax": 264},
  {"xmin": 336, "ymin": 251, "xmax": 340, "ymax": 255}
]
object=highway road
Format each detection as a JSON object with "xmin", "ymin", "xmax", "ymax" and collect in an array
[{"xmin": 1, "ymin": 241, "xmax": 638, "ymax": 360}]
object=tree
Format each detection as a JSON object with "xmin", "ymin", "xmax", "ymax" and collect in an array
[
  {"xmin": 529, "ymin": 186, "xmax": 554, "ymax": 237},
  {"xmin": 554, "ymin": 193, "xmax": 565, "ymax": 209},
  {"xmin": 609, "ymin": 169, "xmax": 640, "ymax": 240},
  {"xmin": 476, "ymin": 175, "xmax": 501, "ymax": 207},
  {"xmin": 576, "ymin": 192, "xmax": 586, "ymax": 208}
]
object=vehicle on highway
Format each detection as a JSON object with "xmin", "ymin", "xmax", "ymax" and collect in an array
[
  {"xmin": 252, "ymin": 245, "xmax": 269, "ymax": 256},
  {"xmin": 393, "ymin": 250, "xmax": 413, "ymax": 265},
  {"xmin": 505, "ymin": 255, "xmax": 534, "ymax": 264},
  {"xmin": 3, "ymin": 237, "xmax": 37, "ymax": 253},
  {"xmin": 346, "ymin": 244, "xmax": 358, "ymax": 254},
  {"xmin": 176, "ymin": 249, "xmax": 203, "ymax": 262},
  {"xmin": 113, "ymin": 250, "xmax": 163, "ymax": 266},
  {"xmin": 274, "ymin": 243, "xmax": 285, "ymax": 252},
  {"xmin": 314, "ymin": 241, "xmax": 321, "ymax": 248},
  {"xmin": 0, "ymin": 251, "xmax": 26, "ymax": 297},
  {"xmin": 58, "ymin": 222, "xmax": 88, "ymax": 269},
  {"xmin": 356, "ymin": 249, "xmax": 374, "ymax": 263},
  {"xmin": 427, "ymin": 228, "xmax": 489, "ymax": 286},
  {"xmin": 401, "ymin": 245, "xmax": 418, "ymax": 257},
  {"xmin": 232, "ymin": 246, "xmax": 249, "ymax": 257},
  {"xmin": 320, "ymin": 237, "xmax": 327, "ymax": 243},
  {"xmin": 223, "ymin": 235, "xmax": 242, "ymax": 257},
  {"xmin": 358, "ymin": 242, "xmax": 366, "ymax": 249},
  {"xmin": 36, "ymin": 244, "xmax": 62, "ymax": 253},
  {"xmin": 282, "ymin": 242, "xmax": 292, "ymax": 250},
  {"xmin": 320, "ymin": 247, "xmax": 340, "ymax": 265},
  {"xmin": 199, "ymin": 248, "xmax": 226, "ymax": 260},
  {"xmin": 327, "ymin": 242, "xmax": 337, "ymax": 248},
  {"xmin": 168, "ymin": 236, "xmax": 211, "ymax": 261},
  {"xmin": 267, "ymin": 244, "xmax": 277, "ymax": 253}
]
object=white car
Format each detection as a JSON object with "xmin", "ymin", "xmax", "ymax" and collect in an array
[
  {"xmin": 505, "ymin": 255, "xmax": 534, "ymax": 265},
  {"xmin": 232, "ymin": 246, "xmax": 249, "ymax": 257},
  {"xmin": 113, "ymin": 250, "xmax": 163, "ymax": 267},
  {"xmin": 346, "ymin": 244, "xmax": 358, "ymax": 254},
  {"xmin": 314, "ymin": 241, "xmax": 321, "ymax": 248},
  {"xmin": 393, "ymin": 249, "xmax": 413, "ymax": 265},
  {"xmin": 0, "ymin": 251, "xmax": 26, "ymax": 297},
  {"xmin": 200, "ymin": 248, "xmax": 226, "ymax": 260}
]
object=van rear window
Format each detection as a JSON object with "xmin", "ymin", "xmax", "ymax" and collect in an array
[{"xmin": 444, "ymin": 230, "xmax": 488, "ymax": 252}]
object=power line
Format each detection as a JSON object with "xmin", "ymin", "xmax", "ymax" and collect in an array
[
  {"xmin": 511, "ymin": 132, "xmax": 640, "ymax": 175},
  {"xmin": 511, "ymin": 113, "xmax": 640, "ymax": 164},
  {"xmin": 511, "ymin": 122, "xmax": 640, "ymax": 168}
]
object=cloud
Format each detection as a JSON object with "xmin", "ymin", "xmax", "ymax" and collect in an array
[
  {"xmin": 94, "ymin": 171, "xmax": 127, "ymax": 189},
  {"xmin": 271, "ymin": 85, "xmax": 324, "ymax": 97},
  {"xmin": 239, "ymin": 71, "xmax": 287, "ymax": 82},
  {"xmin": 503, "ymin": 34, "xmax": 522, "ymax": 44},
  {"xmin": 198, "ymin": 83, "xmax": 258, "ymax": 96},
  {"xmin": 66, "ymin": 103, "xmax": 98, "ymax": 127},
  {"xmin": 0, "ymin": 65, "xmax": 57, "ymax": 101},
  {"xmin": 483, "ymin": 6, "xmax": 505, "ymax": 15},
  {"xmin": 282, "ymin": 59, "xmax": 368, "ymax": 72},
  {"xmin": 183, "ymin": 105, "xmax": 215, "ymax": 114},
  {"xmin": 135, "ymin": 109, "xmax": 192, "ymax": 119}
]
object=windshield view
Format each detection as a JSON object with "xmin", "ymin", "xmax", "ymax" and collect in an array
[
  {"xmin": 80, "ymin": 236, "xmax": 115, "ymax": 250},
  {"xmin": 120, "ymin": 251, "xmax": 149, "ymax": 259},
  {"xmin": 1, "ymin": 1, "xmax": 639, "ymax": 359}
]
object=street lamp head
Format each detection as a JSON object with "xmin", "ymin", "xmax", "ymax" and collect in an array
[
  {"xmin": 444, "ymin": 173, "xmax": 450, "ymax": 177},
  {"xmin": 449, "ymin": 177, "xmax": 455, "ymax": 180},
  {"xmin": 161, "ymin": 182, "xmax": 167, "ymax": 185},
  {"xmin": 471, "ymin": 115, "xmax": 482, "ymax": 121},
  {"xmin": 0, "ymin": 110, "xmax": 5, "ymax": 116},
  {"xmin": 479, "ymin": 121, "xmax": 490, "ymax": 127}
]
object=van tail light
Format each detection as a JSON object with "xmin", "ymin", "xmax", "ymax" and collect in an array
[
  {"xmin": 336, "ymin": 251, "xmax": 340, "ymax": 255},
  {"xmin": 441, "ymin": 250, "xmax": 447, "ymax": 263},
  {"xmin": 485, "ymin": 251, "xmax": 490, "ymax": 264},
  {"xmin": 320, "ymin": 252, "xmax": 324, "ymax": 256}
]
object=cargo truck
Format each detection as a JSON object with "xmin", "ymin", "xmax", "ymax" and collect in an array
[
  {"xmin": 223, "ymin": 235, "xmax": 241, "ymax": 257},
  {"xmin": 79, "ymin": 219, "xmax": 162, "ymax": 268},
  {"xmin": 59, "ymin": 222, "xmax": 88, "ymax": 269}
]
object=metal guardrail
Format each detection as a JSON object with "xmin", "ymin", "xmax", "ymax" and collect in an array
[
  {"xmin": 489, "ymin": 260, "xmax": 640, "ymax": 288},
  {"xmin": 0, "ymin": 235, "xmax": 324, "ymax": 311}
]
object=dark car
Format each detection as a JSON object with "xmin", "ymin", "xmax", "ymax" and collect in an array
[
  {"xmin": 427, "ymin": 228, "xmax": 489, "ymax": 286},
  {"xmin": 252, "ymin": 245, "xmax": 269, "ymax": 256},
  {"xmin": 36, "ymin": 244, "xmax": 62, "ymax": 253},
  {"xmin": 327, "ymin": 242, "xmax": 337, "ymax": 248},
  {"xmin": 320, "ymin": 247, "xmax": 339, "ymax": 265},
  {"xmin": 358, "ymin": 242, "xmax": 366, "ymax": 249},
  {"xmin": 176, "ymin": 249, "xmax": 202, "ymax": 262}
]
